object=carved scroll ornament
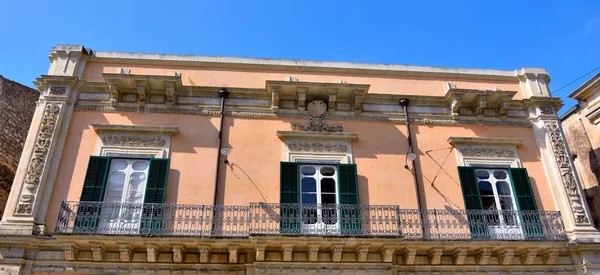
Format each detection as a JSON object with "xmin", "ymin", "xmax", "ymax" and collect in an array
[
  {"xmin": 460, "ymin": 147, "xmax": 515, "ymax": 158},
  {"xmin": 101, "ymin": 135, "xmax": 166, "ymax": 147},
  {"xmin": 15, "ymin": 103, "xmax": 62, "ymax": 215},
  {"xmin": 546, "ymin": 121, "xmax": 589, "ymax": 224},
  {"xmin": 291, "ymin": 100, "xmax": 344, "ymax": 132},
  {"xmin": 287, "ymin": 142, "xmax": 348, "ymax": 153}
]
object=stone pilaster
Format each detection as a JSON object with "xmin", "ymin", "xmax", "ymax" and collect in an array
[{"xmin": 519, "ymin": 69, "xmax": 598, "ymax": 242}]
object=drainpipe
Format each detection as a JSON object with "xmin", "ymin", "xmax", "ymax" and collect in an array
[
  {"xmin": 213, "ymin": 89, "xmax": 229, "ymax": 206},
  {"xmin": 400, "ymin": 99, "xmax": 426, "ymax": 237}
]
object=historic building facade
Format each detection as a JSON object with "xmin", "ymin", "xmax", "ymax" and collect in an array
[
  {"xmin": 561, "ymin": 72, "xmax": 600, "ymax": 229},
  {"xmin": 0, "ymin": 44, "xmax": 599, "ymax": 274},
  {"xmin": 0, "ymin": 76, "xmax": 39, "ymax": 219}
]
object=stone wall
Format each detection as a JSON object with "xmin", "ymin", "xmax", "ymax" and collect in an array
[
  {"xmin": 0, "ymin": 76, "xmax": 39, "ymax": 218},
  {"xmin": 562, "ymin": 115, "xmax": 600, "ymax": 229}
]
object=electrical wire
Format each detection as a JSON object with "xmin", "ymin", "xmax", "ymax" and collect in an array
[{"xmin": 550, "ymin": 66, "xmax": 600, "ymax": 96}]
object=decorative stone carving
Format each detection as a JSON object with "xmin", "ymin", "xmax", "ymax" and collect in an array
[
  {"xmin": 101, "ymin": 135, "xmax": 167, "ymax": 147},
  {"xmin": 297, "ymin": 88, "xmax": 307, "ymax": 111},
  {"xmin": 546, "ymin": 121, "xmax": 590, "ymax": 224},
  {"xmin": 476, "ymin": 248, "xmax": 491, "ymax": 265},
  {"xmin": 198, "ymin": 246, "xmax": 210, "ymax": 263},
  {"xmin": 459, "ymin": 147, "xmax": 515, "ymax": 158},
  {"xmin": 542, "ymin": 250, "xmax": 559, "ymax": 264},
  {"xmin": 352, "ymin": 90, "xmax": 365, "ymax": 114},
  {"xmin": 63, "ymin": 244, "xmax": 79, "ymax": 261},
  {"xmin": 328, "ymin": 88, "xmax": 338, "ymax": 113},
  {"xmin": 380, "ymin": 246, "xmax": 395, "ymax": 263},
  {"xmin": 287, "ymin": 142, "xmax": 347, "ymax": 152},
  {"xmin": 147, "ymin": 245, "xmax": 158, "ymax": 263},
  {"xmin": 291, "ymin": 100, "xmax": 344, "ymax": 132},
  {"xmin": 136, "ymin": 82, "xmax": 147, "ymax": 107},
  {"xmin": 165, "ymin": 83, "xmax": 176, "ymax": 108},
  {"xmin": 331, "ymin": 245, "xmax": 343, "ymax": 262},
  {"xmin": 403, "ymin": 247, "xmax": 417, "ymax": 265},
  {"xmin": 498, "ymin": 99, "xmax": 510, "ymax": 119},
  {"xmin": 119, "ymin": 245, "xmax": 132, "ymax": 262},
  {"xmin": 308, "ymin": 245, "xmax": 319, "ymax": 262},
  {"xmin": 521, "ymin": 249, "xmax": 537, "ymax": 265},
  {"xmin": 91, "ymin": 244, "xmax": 106, "ymax": 262},
  {"xmin": 475, "ymin": 95, "xmax": 487, "ymax": 120},
  {"xmin": 282, "ymin": 244, "xmax": 293, "ymax": 262},
  {"xmin": 173, "ymin": 245, "xmax": 185, "ymax": 263},
  {"xmin": 453, "ymin": 249, "xmax": 467, "ymax": 265},
  {"xmin": 271, "ymin": 86, "xmax": 280, "ymax": 112},
  {"xmin": 451, "ymin": 96, "xmax": 462, "ymax": 119},
  {"xmin": 255, "ymin": 243, "xmax": 266, "ymax": 262},
  {"xmin": 356, "ymin": 246, "xmax": 369, "ymax": 263},
  {"xmin": 49, "ymin": 85, "xmax": 67, "ymax": 95},
  {"xmin": 429, "ymin": 248, "xmax": 443, "ymax": 265},
  {"xmin": 499, "ymin": 249, "xmax": 515, "ymax": 265},
  {"xmin": 15, "ymin": 103, "xmax": 62, "ymax": 215},
  {"xmin": 108, "ymin": 81, "xmax": 120, "ymax": 106},
  {"xmin": 540, "ymin": 106, "xmax": 554, "ymax": 115},
  {"xmin": 228, "ymin": 246, "xmax": 238, "ymax": 263}
]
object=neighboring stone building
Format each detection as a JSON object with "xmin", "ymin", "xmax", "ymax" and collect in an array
[
  {"xmin": 1, "ymin": 44, "xmax": 600, "ymax": 274},
  {"xmin": 560, "ymin": 72, "xmax": 600, "ymax": 229},
  {"xmin": 0, "ymin": 76, "xmax": 39, "ymax": 219}
]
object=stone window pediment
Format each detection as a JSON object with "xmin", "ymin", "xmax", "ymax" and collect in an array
[
  {"xmin": 448, "ymin": 137, "xmax": 523, "ymax": 167},
  {"xmin": 92, "ymin": 124, "xmax": 178, "ymax": 158}
]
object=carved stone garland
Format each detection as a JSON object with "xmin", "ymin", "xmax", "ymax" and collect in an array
[
  {"xmin": 460, "ymin": 147, "xmax": 515, "ymax": 158},
  {"xmin": 291, "ymin": 100, "xmax": 344, "ymax": 132},
  {"xmin": 15, "ymin": 103, "xmax": 62, "ymax": 215},
  {"xmin": 545, "ymin": 121, "xmax": 590, "ymax": 224},
  {"xmin": 101, "ymin": 135, "xmax": 167, "ymax": 147},
  {"xmin": 287, "ymin": 142, "xmax": 347, "ymax": 153}
]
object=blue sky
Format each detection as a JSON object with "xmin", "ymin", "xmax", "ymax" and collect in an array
[{"xmin": 1, "ymin": 0, "xmax": 598, "ymax": 114}]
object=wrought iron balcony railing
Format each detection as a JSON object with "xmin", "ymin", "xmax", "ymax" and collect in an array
[{"xmin": 55, "ymin": 201, "xmax": 567, "ymax": 241}]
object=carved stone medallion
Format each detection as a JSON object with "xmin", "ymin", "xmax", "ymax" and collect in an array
[{"xmin": 291, "ymin": 100, "xmax": 344, "ymax": 132}]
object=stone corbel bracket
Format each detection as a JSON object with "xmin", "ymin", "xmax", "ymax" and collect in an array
[
  {"xmin": 444, "ymin": 83, "xmax": 517, "ymax": 120},
  {"xmin": 103, "ymin": 73, "xmax": 183, "ymax": 107}
]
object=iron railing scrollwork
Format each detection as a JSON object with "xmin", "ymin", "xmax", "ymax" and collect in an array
[{"xmin": 56, "ymin": 201, "xmax": 567, "ymax": 240}]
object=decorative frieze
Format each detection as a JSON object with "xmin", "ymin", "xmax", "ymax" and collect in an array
[
  {"xmin": 540, "ymin": 106, "xmax": 554, "ymax": 115},
  {"xmin": 49, "ymin": 85, "xmax": 67, "ymax": 95},
  {"xmin": 545, "ymin": 121, "xmax": 590, "ymax": 224},
  {"xmin": 101, "ymin": 135, "xmax": 167, "ymax": 147},
  {"xmin": 286, "ymin": 142, "xmax": 348, "ymax": 152},
  {"xmin": 459, "ymin": 147, "xmax": 515, "ymax": 158},
  {"xmin": 15, "ymin": 103, "xmax": 62, "ymax": 215}
]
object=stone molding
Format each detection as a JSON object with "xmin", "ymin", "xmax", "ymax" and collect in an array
[
  {"xmin": 92, "ymin": 124, "xmax": 179, "ymax": 135},
  {"xmin": 545, "ymin": 121, "xmax": 591, "ymax": 225},
  {"xmin": 447, "ymin": 137, "xmax": 524, "ymax": 147},
  {"xmin": 101, "ymin": 135, "xmax": 167, "ymax": 147},
  {"xmin": 14, "ymin": 103, "xmax": 62, "ymax": 216},
  {"xmin": 458, "ymin": 147, "xmax": 516, "ymax": 158},
  {"xmin": 74, "ymin": 104, "xmax": 534, "ymax": 127}
]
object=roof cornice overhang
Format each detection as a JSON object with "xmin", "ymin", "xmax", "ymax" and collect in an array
[
  {"xmin": 88, "ymin": 51, "xmax": 530, "ymax": 82},
  {"xmin": 568, "ymin": 73, "xmax": 600, "ymax": 101}
]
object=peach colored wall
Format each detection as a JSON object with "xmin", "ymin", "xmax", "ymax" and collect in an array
[
  {"xmin": 44, "ymin": 111, "xmax": 555, "ymax": 232},
  {"xmin": 82, "ymin": 63, "xmax": 523, "ymax": 99}
]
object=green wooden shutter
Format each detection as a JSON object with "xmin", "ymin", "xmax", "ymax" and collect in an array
[
  {"xmin": 75, "ymin": 156, "xmax": 110, "ymax": 232},
  {"xmin": 280, "ymin": 162, "xmax": 300, "ymax": 234},
  {"xmin": 508, "ymin": 168, "xmax": 543, "ymax": 239},
  {"xmin": 337, "ymin": 163, "xmax": 361, "ymax": 235},
  {"xmin": 140, "ymin": 158, "xmax": 170, "ymax": 234},
  {"xmin": 457, "ymin": 166, "xmax": 488, "ymax": 239}
]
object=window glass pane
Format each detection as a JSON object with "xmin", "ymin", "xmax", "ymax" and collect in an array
[
  {"xmin": 496, "ymin": 181, "xmax": 512, "ymax": 196},
  {"xmin": 111, "ymin": 160, "xmax": 128, "ymax": 170},
  {"xmin": 127, "ymin": 172, "xmax": 147, "ymax": 203},
  {"xmin": 132, "ymin": 160, "xmax": 149, "ymax": 171},
  {"xmin": 321, "ymin": 194, "xmax": 336, "ymax": 204},
  {"xmin": 320, "ymin": 166, "xmax": 335, "ymax": 176},
  {"xmin": 105, "ymin": 171, "xmax": 126, "ymax": 202},
  {"xmin": 493, "ymin": 170, "xmax": 507, "ymax": 180},
  {"xmin": 302, "ymin": 193, "xmax": 317, "ymax": 204},
  {"xmin": 301, "ymin": 178, "xmax": 316, "ymax": 192},
  {"xmin": 478, "ymin": 181, "xmax": 493, "ymax": 196},
  {"xmin": 301, "ymin": 166, "xmax": 316, "ymax": 176},
  {"xmin": 321, "ymin": 178, "xmax": 336, "ymax": 193},
  {"xmin": 498, "ymin": 196, "xmax": 515, "ymax": 211},
  {"xmin": 481, "ymin": 196, "xmax": 497, "ymax": 210},
  {"xmin": 476, "ymin": 170, "xmax": 489, "ymax": 179}
]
